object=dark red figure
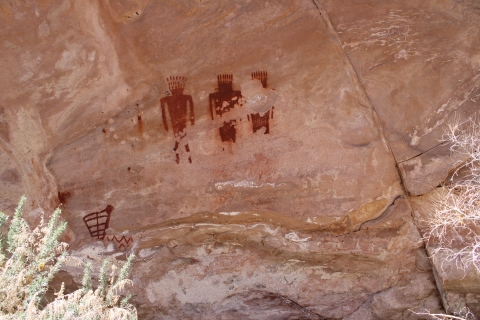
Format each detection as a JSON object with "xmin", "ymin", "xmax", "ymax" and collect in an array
[
  {"xmin": 161, "ymin": 76, "xmax": 195, "ymax": 164},
  {"xmin": 219, "ymin": 120, "xmax": 237, "ymax": 143},
  {"xmin": 249, "ymin": 71, "xmax": 274, "ymax": 134},
  {"xmin": 209, "ymin": 74, "xmax": 243, "ymax": 143},
  {"xmin": 106, "ymin": 235, "xmax": 133, "ymax": 249},
  {"xmin": 83, "ymin": 204, "xmax": 114, "ymax": 240}
]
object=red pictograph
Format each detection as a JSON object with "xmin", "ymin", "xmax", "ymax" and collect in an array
[
  {"xmin": 209, "ymin": 74, "xmax": 243, "ymax": 143},
  {"xmin": 249, "ymin": 71, "xmax": 274, "ymax": 134},
  {"xmin": 161, "ymin": 76, "xmax": 195, "ymax": 164},
  {"xmin": 106, "ymin": 235, "xmax": 134, "ymax": 249},
  {"xmin": 83, "ymin": 205, "xmax": 114, "ymax": 240},
  {"xmin": 252, "ymin": 70, "xmax": 268, "ymax": 88}
]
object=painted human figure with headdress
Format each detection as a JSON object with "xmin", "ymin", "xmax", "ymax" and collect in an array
[
  {"xmin": 247, "ymin": 71, "xmax": 274, "ymax": 134},
  {"xmin": 160, "ymin": 76, "xmax": 195, "ymax": 164},
  {"xmin": 209, "ymin": 74, "xmax": 243, "ymax": 143}
]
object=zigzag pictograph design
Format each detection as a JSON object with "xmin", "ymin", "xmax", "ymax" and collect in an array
[{"xmin": 106, "ymin": 235, "xmax": 133, "ymax": 249}]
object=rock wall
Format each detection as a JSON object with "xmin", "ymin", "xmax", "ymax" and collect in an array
[{"xmin": 0, "ymin": 0, "xmax": 479, "ymax": 319}]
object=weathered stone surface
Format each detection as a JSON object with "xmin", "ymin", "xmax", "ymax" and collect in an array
[
  {"xmin": 60, "ymin": 197, "xmax": 441, "ymax": 319},
  {"xmin": 398, "ymin": 142, "xmax": 466, "ymax": 196},
  {"xmin": 319, "ymin": 0, "xmax": 480, "ymax": 196},
  {"xmin": 0, "ymin": 149, "xmax": 23, "ymax": 213},
  {"xmin": 1, "ymin": 0, "xmax": 479, "ymax": 318}
]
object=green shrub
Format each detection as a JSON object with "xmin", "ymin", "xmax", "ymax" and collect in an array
[{"xmin": 0, "ymin": 196, "xmax": 137, "ymax": 320}]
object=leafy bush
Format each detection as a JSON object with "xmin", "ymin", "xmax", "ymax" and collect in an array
[{"xmin": 0, "ymin": 196, "xmax": 137, "ymax": 320}]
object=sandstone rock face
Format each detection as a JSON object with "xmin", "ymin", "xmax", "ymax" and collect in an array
[
  {"xmin": 1, "ymin": 0, "xmax": 479, "ymax": 318},
  {"xmin": 320, "ymin": 0, "xmax": 480, "ymax": 198}
]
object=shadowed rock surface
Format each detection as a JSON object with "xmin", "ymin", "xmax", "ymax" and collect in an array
[{"xmin": 0, "ymin": 0, "xmax": 479, "ymax": 318}]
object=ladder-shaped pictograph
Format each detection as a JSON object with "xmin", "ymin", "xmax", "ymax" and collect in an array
[{"xmin": 83, "ymin": 205, "xmax": 114, "ymax": 240}]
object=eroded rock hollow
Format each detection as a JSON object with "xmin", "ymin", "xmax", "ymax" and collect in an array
[{"xmin": 1, "ymin": 0, "xmax": 479, "ymax": 318}]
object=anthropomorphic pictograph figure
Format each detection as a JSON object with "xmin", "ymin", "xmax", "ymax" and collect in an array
[
  {"xmin": 161, "ymin": 76, "xmax": 195, "ymax": 164},
  {"xmin": 209, "ymin": 74, "xmax": 243, "ymax": 143},
  {"xmin": 248, "ymin": 71, "xmax": 274, "ymax": 134}
]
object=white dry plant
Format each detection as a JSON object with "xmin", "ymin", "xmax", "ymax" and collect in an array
[
  {"xmin": 421, "ymin": 116, "xmax": 480, "ymax": 320},
  {"xmin": 425, "ymin": 116, "xmax": 480, "ymax": 274},
  {"xmin": 0, "ymin": 196, "xmax": 137, "ymax": 320},
  {"xmin": 415, "ymin": 308, "xmax": 475, "ymax": 320}
]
